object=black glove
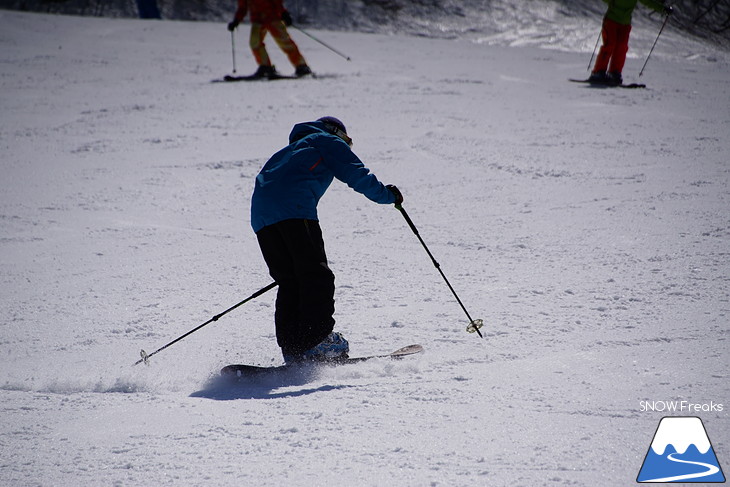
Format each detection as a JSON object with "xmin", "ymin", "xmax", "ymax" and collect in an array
[
  {"xmin": 282, "ymin": 10, "xmax": 293, "ymax": 27},
  {"xmin": 227, "ymin": 20, "xmax": 239, "ymax": 32},
  {"xmin": 664, "ymin": 4, "xmax": 674, "ymax": 15},
  {"xmin": 386, "ymin": 185, "xmax": 403, "ymax": 205}
]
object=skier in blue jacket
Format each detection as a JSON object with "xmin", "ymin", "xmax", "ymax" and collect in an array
[{"xmin": 251, "ymin": 117, "xmax": 403, "ymax": 363}]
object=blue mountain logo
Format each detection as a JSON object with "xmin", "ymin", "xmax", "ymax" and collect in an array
[{"xmin": 637, "ymin": 416, "xmax": 725, "ymax": 483}]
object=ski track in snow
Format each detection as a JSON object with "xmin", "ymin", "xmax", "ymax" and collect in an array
[{"xmin": 1, "ymin": 9, "xmax": 728, "ymax": 487}]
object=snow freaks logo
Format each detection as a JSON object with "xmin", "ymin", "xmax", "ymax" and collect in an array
[
  {"xmin": 639, "ymin": 400, "xmax": 724, "ymax": 413},
  {"xmin": 636, "ymin": 417, "xmax": 726, "ymax": 483}
]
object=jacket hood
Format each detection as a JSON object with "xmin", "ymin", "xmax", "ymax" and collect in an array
[{"xmin": 288, "ymin": 121, "xmax": 331, "ymax": 144}]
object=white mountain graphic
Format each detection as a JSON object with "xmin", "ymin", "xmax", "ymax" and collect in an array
[{"xmin": 651, "ymin": 417, "xmax": 711, "ymax": 455}]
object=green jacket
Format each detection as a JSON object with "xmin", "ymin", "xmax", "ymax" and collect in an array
[{"xmin": 603, "ymin": 0, "xmax": 666, "ymax": 25}]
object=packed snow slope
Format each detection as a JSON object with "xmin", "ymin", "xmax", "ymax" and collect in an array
[{"xmin": 1, "ymin": 9, "xmax": 728, "ymax": 487}]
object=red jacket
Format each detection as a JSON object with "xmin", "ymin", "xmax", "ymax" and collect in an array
[{"xmin": 233, "ymin": 0, "xmax": 285, "ymax": 24}]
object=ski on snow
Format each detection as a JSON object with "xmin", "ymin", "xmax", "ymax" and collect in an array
[
  {"xmin": 223, "ymin": 73, "xmax": 301, "ymax": 82},
  {"xmin": 212, "ymin": 72, "xmax": 315, "ymax": 83},
  {"xmin": 569, "ymin": 78, "xmax": 646, "ymax": 89},
  {"xmin": 221, "ymin": 344, "xmax": 424, "ymax": 378}
]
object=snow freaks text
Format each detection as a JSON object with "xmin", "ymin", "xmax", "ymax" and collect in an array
[{"xmin": 639, "ymin": 400, "xmax": 724, "ymax": 413}]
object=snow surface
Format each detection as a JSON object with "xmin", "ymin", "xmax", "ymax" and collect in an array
[{"xmin": 1, "ymin": 7, "xmax": 729, "ymax": 486}]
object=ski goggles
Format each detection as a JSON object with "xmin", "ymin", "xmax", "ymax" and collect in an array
[{"xmin": 324, "ymin": 123, "xmax": 353, "ymax": 147}]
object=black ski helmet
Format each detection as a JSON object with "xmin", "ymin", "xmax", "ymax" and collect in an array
[
  {"xmin": 317, "ymin": 116, "xmax": 347, "ymax": 135},
  {"xmin": 317, "ymin": 116, "xmax": 352, "ymax": 146}
]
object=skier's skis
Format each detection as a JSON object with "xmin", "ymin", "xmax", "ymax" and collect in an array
[
  {"xmin": 211, "ymin": 71, "xmax": 316, "ymax": 83},
  {"xmin": 224, "ymin": 73, "xmax": 299, "ymax": 82},
  {"xmin": 569, "ymin": 78, "xmax": 646, "ymax": 89},
  {"xmin": 221, "ymin": 344, "xmax": 424, "ymax": 378}
]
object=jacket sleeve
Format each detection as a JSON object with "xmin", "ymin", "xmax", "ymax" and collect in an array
[
  {"xmin": 233, "ymin": 0, "xmax": 247, "ymax": 22},
  {"xmin": 317, "ymin": 136, "xmax": 396, "ymax": 205}
]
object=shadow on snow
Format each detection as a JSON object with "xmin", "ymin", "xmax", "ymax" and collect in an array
[{"xmin": 189, "ymin": 365, "xmax": 355, "ymax": 400}]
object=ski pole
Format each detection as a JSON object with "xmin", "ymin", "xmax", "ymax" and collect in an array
[
  {"xmin": 230, "ymin": 30, "xmax": 237, "ymax": 74},
  {"xmin": 291, "ymin": 25, "xmax": 351, "ymax": 61},
  {"xmin": 395, "ymin": 204, "xmax": 484, "ymax": 338},
  {"xmin": 639, "ymin": 14, "xmax": 669, "ymax": 77},
  {"xmin": 587, "ymin": 26, "xmax": 602, "ymax": 72},
  {"xmin": 134, "ymin": 282, "xmax": 277, "ymax": 365}
]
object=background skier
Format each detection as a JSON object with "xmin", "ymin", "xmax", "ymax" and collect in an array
[
  {"xmin": 589, "ymin": 0, "xmax": 673, "ymax": 85},
  {"xmin": 227, "ymin": 0, "xmax": 311, "ymax": 78},
  {"xmin": 251, "ymin": 117, "xmax": 403, "ymax": 363}
]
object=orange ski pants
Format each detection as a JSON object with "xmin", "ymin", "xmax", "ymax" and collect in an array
[
  {"xmin": 249, "ymin": 21, "xmax": 306, "ymax": 68},
  {"xmin": 593, "ymin": 18, "xmax": 632, "ymax": 74}
]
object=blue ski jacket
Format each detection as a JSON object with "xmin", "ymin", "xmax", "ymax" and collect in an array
[{"xmin": 251, "ymin": 121, "xmax": 396, "ymax": 232}]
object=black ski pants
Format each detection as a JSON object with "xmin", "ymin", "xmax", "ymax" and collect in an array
[{"xmin": 256, "ymin": 219, "xmax": 335, "ymax": 355}]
